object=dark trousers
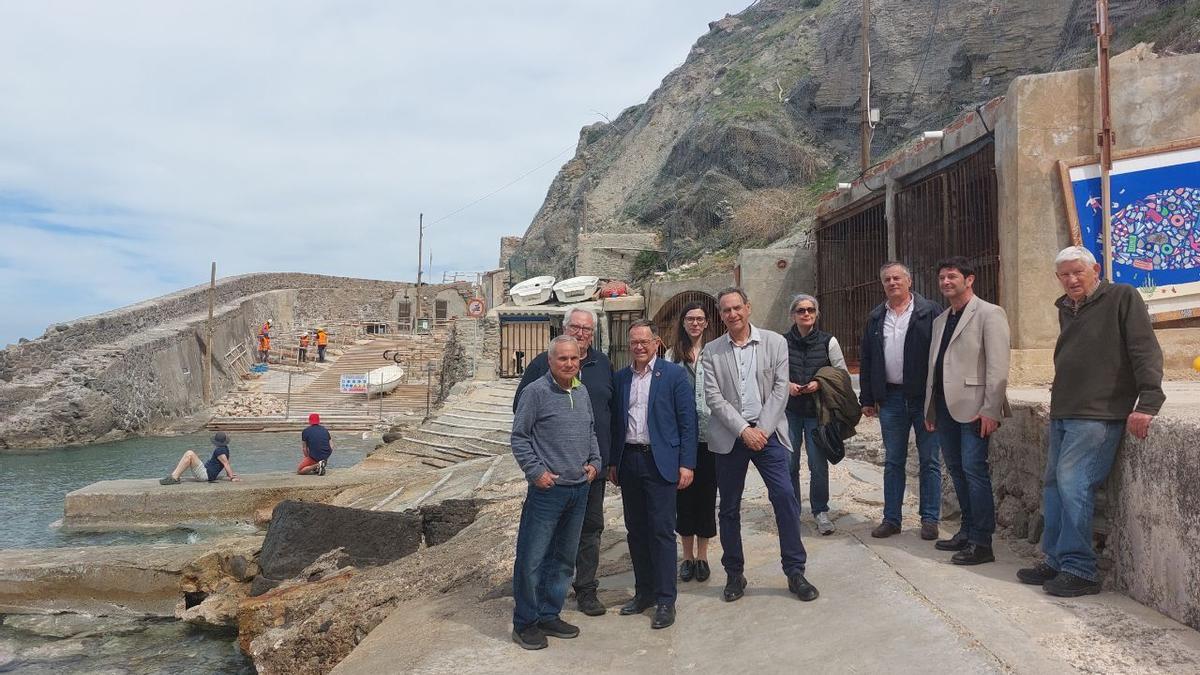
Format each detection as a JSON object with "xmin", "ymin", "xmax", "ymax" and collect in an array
[
  {"xmin": 936, "ymin": 398, "xmax": 995, "ymax": 547},
  {"xmin": 620, "ymin": 448, "xmax": 679, "ymax": 606},
  {"xmin": 317, "ymin": 345, "xmax": 327, "ymax": 362},
  {"xmin": 572, "ymin": 476, "xmax": 607, "ymax": 595},
  {"xmin": 298, "ymin": 348, "xmax": 307, "ymax": 362},
  {"xmin": 676, "ymin": 442, "xmax": 717, "ymax": 538},
  {"xmin": 716, "ymin": 433, "xmax": 807, "ymax": 577},
  {"xmin": 512, "ymin": 482, "xmax": 589, "ymax": 631}
]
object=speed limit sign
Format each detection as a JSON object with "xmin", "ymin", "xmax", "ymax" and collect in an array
[{"xmin": 467, "ymin": 297, "xmax": 486, "ymax": 318}]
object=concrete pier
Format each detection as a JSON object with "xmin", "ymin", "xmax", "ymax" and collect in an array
[{"xmin": 62, "ymin": 470, "xmax": 395, "ymax": 532}]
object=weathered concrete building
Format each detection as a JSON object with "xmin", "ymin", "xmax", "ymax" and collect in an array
[{"xmin": 818, "ymin": 51, "xmax": 1200, "ymax": 379}]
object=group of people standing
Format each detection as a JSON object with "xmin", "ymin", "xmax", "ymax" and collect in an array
[
  {"xmin": 506, "ymin": 244, "xmax": 1164, "ymax": 650},
  {"xmin": 257, "ymin": 319, "xmax": 328, "ymax": 364}
]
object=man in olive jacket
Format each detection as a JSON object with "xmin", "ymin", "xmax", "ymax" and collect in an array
[{"xmin": 1017, "ymin": 246, "xmax": 1164, "ymax": 598}]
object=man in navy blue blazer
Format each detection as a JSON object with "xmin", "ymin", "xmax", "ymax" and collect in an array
[{"xmin": 609, "ymin": 319, "xmax": 697, "ymax": 630}]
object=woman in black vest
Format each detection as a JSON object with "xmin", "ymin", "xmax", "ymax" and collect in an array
[{"xmin": 785, "ymin": 294, "xmax": 848, "ymax": 535}]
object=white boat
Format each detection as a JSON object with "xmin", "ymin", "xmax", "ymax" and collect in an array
[
  {"xmin": 509, "ymin": 276, "xmax": 556, "ymax": 306},
  {"xmin": 367, "ymin": 364, "xmax": 404, "ymax": 396},
  {"xmin": 552, "ymin": 276, "xmax": 601, "ymax": 303}
]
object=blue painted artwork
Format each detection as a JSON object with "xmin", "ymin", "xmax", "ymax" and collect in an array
[{"xmin": 1068, "ymin": 148, "xmax": 1200, "ymax": 287}]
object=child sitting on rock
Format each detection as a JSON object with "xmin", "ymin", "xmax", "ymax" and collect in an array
[{"xmin": 160, "ymin": 432, "xmax": 240, "ymax": 484}]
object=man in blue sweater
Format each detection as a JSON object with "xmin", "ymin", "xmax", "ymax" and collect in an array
[
  {"xmin": 510, "ymin": 335, "xmax": 603, "ymax": 651},
  {"xmin": 514, "ymin": 307, "xmax": 617, "ymax": 616}
]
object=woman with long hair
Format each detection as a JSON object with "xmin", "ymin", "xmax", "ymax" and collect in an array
[{"xmin": 665, "ymin": 301, "xmax": 718, "ymax": 583}]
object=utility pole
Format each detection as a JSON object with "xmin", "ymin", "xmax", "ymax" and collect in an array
[
  {"xmin": 860, "ymin": 0, "xmax": 872, "ymax": 172},
  {"xmin": 415, "ymin": 213, "xmax": 423, "ymax": 333},
  {"xmin": 204, "ymin": 261, "xmax": 215, "ymax": 404},
  {"xmin": 1095, "ymin": 0, "xmax": 1116, "ymax": 281}
]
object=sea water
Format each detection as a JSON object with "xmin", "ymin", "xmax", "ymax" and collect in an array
[{"xmin": 0, "ymin": 431, "xmax": 376, "ymax": 673}]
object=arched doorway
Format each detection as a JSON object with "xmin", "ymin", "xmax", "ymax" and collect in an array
[{"xmin": 651, "ymin": 291, "xmax": 724, "ymax": 356}]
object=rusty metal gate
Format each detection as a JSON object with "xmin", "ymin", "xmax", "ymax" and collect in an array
[
  {"xmin": 650, "ymin": 291, "xmax": 724, "ymax": 359},
  {"xmin": 499, "ymin": 315, "xmax": 561, "ymax": 378},
  {"xmin": 894, "ymin": 140, "xmax": 1000, "ymax": 304},
  {"xmin": 606, "ymin": 310, "xmax": 642, "ymax": 372},
  {"xmin": 815, "ymin": 196, "xmax": 888, "ymax": 365}
]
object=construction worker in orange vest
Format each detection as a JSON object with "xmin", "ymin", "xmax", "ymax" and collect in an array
[
  {"xmin": 258, "ymin": 333, "xmax": 271, "ymax": 363},
  {"xmin": 260, "ymin": 319, "xmax": 272, "ymax": 338},
  {"xmin": 316, "ymin": 328, "xmax": 328, "ymax": 362},
  {"xmin": 298, "ymin": 332, "xmax": 310, "ymax": 363}
]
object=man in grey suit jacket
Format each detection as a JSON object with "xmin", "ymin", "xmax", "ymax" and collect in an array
[
  {"xmin": 924, "ymin": 257, "xmax": 1010, "ymax": 566},
  {"xmin": 702, "ymin": 287, "xmax": 818, "ymax": 603}
]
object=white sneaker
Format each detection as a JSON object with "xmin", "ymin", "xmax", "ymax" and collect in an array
[{"xmin": 815, "ymin": 512, "xmax": 835, "ymax": 535}]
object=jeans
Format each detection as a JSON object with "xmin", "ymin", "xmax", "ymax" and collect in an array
[
  {"xmin": 785, "ymin": 410, "xmax": 827, "ymax": 515},
  {"xmin": 512, "ymin": 482, "xmax": 589, "ymax": 630},
  {"xmin": 572, "ymin": 477, "xmax": 607, "ymax": 595},
  {"xmin": 620, "ymin": 449, "xmax": 679, "ymax": 606},
  {"xmin": 936, "ymin": 398, "xmax": 995, "ymax": 547},
  {"xmin": 878, "ymin": 389, "xmax": 941, "ymax": 525},
  {"xmin": 717, "ymin": 432, "xmax": 807, "ymax": 576},
  {"xmin": 1041, "ymin": 418, "xmax": 1124, "ymax": 581}
]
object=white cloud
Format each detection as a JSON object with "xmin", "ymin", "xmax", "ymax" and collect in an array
[{"xmin": 0, "ymin": 0, "xmax": 743, "ymax": 345}]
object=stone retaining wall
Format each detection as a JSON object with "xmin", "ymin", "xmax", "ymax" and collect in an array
[{"xmin": 988, "ymin": 400, "xmax": 1200, "ymax": 631}]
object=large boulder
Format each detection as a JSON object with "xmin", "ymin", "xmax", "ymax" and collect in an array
[{"xmin": 252, "ymin": 501, "xmax": 423, "ymax": 594}]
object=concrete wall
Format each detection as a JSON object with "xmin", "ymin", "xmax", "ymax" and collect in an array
[
  {"xmin": 643, "ymin": 272, "xmax": 733, "ymax": 320},
  {"xmin": 576, "ymin": 232, "xmax": 660, "ymax": 280},
  {"xmin": 996, "ymin": 52, "xmax": 1200, "ymax": 351},
  {"xmin": 737, "ymin": 247, "xmax": 816, "ymax": 334}
]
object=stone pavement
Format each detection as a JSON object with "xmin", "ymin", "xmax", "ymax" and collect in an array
[{"xmin": 333, "ymin": 458, "xmax": 1200, "ymax": 675}]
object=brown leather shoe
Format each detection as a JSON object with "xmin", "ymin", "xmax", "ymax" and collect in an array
[
  {"xmin": 920, "ymin": 521, "xmax": 939, "ymax": 541},
  {"xmin": 871, "ymin": 521, "xmax": 901, "ymax": 538}
]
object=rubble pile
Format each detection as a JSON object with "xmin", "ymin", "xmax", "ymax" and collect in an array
[{"xmin": 213, "ymin": 393, "xmax": 286, "ymax": 418}]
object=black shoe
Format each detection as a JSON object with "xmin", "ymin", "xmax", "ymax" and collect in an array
[
  {"xmin": 679, "ymin": 559, "xmax": 695, "ymax": 582},
  {"xmin": 1043, "ymin": 572, "xmax": 1101, "ymax": 597},
  {"xmin": 695, "ymin": 559, "xmax": 711, "ymax": 582},
  {"xmin": 651, "ymin": 604, "xmax": 675, "ymax": 629},
  {"xmin": 1017, "ymin": 562, "xmax": 1058, "ymax": 585},
  {"xmin": 722, "ymin": 574, "xmax": 747, "ymax": 602},
  {"xmin": 576, "ymin": 591, "xmax": 606, "ymax": 617},
  {"xmin": 512, "ymin": 625, "xmax": 548, "ymax": 650},
  {"xmin": 537, "ymin": 617, "xmax": 579, "ymax": 639},
  {"xmin": 935, "ymin": 532, "xmax": 970, "ymax": 551},
  {"xmin": 787, "ymin": 573, "xmax": 819, "ymax": 601},
  {"xmin": 619, "ymin": 595, "xmax": 654, "ymax": 615},
  {"xmin": 951, "ymin": 544, "xmax": 995, "ymax": 565}
]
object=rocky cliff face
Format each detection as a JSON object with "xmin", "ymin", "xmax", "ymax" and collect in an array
[{"xmin": 513, "ymin": 0, "xmax": 1189, "ymax": 278}]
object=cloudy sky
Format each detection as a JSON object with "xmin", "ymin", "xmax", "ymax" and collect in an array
[{"xmin": 0, "ymin": 0, "xmax": 743, "ymax": 346}]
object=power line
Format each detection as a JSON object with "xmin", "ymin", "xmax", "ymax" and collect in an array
[{"xmin": 428, "ymin": 143, "xmax": 577, "ymax": 226}]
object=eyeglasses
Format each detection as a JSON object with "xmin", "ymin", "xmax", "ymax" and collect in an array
[
  {"xmin": 684, "ymin": 317, "xmax": 707, "ymax": 324},
  {"xmin": 793, "ymin": 307, "xmax": 816, "ymax": 315},
  {"xmin": 566, "ymin": 324, "xmax": 594, "ymax": 334},
  {"xmin": 630, "ymin": 339, "xmax": 657, "ymax": 348}
]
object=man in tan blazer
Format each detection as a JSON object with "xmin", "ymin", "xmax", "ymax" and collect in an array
[
  {"xmin": 702, "ymin": 288, "xmax": 817, "ymax": 604},
  {"xmin": 923, "ymin": 256, "xmax": 1010, "ymax": 566}
]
